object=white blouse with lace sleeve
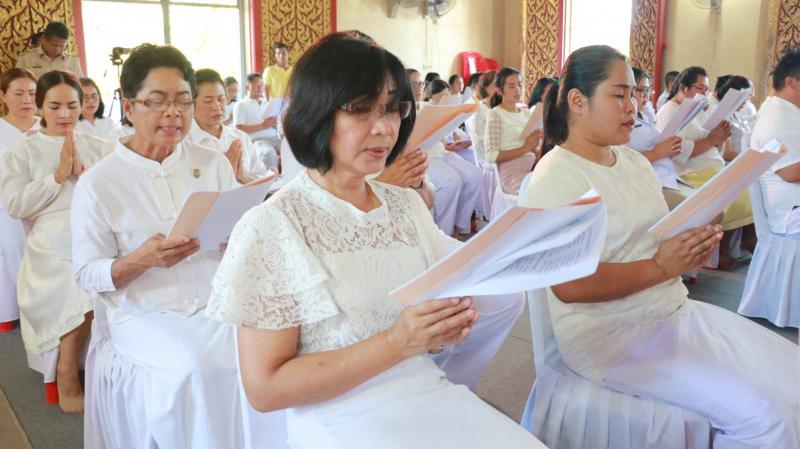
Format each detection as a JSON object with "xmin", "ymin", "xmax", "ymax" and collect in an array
[
  {"xmin": 206, "ymin": 171, "xmax": 448, "ymax": 355},
  {"xmin": 483, "ymin": 107, "xmax": 530, "ymax": 163}
]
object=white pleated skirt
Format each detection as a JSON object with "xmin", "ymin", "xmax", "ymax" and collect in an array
[
  {"xmin": 85, "ymin": 302, "xmax": 245, "ymax": 449},
  {"xmin": 286, "ymin": 355, "xmax": 546, "ymax": 449},
  {"xmin": 0, "ymin": 207, "xmax": 23, "ymax": 323}
]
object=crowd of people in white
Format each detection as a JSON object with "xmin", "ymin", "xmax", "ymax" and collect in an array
[{"xmin": 0, "ymin": 19, "xmax": 798, "ymax": 449}]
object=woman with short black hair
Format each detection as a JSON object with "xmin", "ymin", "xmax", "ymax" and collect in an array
[
  {"xmin": 526, "ymin": 76, "xmax": 556, "ymax": 109},
  {"xmin": 207, "ymin": 32, "xmax": 543, "ymax": 449}
]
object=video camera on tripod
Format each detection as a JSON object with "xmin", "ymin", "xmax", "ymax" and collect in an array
[{"xmin": 110, "ymin": 47, "xmax": 132, "ymax": 66}]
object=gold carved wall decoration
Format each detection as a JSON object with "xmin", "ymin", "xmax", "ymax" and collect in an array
[
  {"xmin": 261, "ymin": 0, "xmax": 334, "ymax": 67},
  {"xmin": 766, "ymin": 0, "xmax": 800, "ymax": 72},
  {"xmin": 522, "ymin": 0, "xmax": 561, "ymax": 96},
  {"xmin": 629, "ymin": 0, "xmax": 658, "ymax": 75},
  {"xmin": 0, "ymin": 0, "xmax": 77, "ymax": 75}
]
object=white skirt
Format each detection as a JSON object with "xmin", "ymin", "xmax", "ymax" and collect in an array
[
  {"xmin": 286, "ymin": 355, "xmax": 546, "ymax": 449},
  {"xmin": 0, "ymin": 207, "xmax": 23, "ymax": 322},
  {"xmin": 85, "ymin": 303, "xmax": 245, "ymax": 449},
  {"xmin": 604, "ymin": 300, "xmax": 800, "ymax": 448}
]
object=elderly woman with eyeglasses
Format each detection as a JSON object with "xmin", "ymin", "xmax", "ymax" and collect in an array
[
  {"xmin": 70, "ymin": 44, "xmax": 272, "ymax": 448},
  {"xmin": 205, "ymin": 32, "xmax": 543, "ymax": 449}
]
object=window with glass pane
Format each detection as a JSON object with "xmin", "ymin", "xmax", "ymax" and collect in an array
[
  {"xmin": 563, "ymin": 0, "xmax": 633, "ymax": 59},
  {"xmin": 81, "ymin": 0, "xmax": 246, "ymax": 120}
]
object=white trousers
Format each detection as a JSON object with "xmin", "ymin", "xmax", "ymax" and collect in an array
[
  {"xmin": 432, "ymin": 293, "xmax": 525, "ymax": 390},
  {"xmin": 604, "ymin": 301, "xmax": 800, "ymax": 449},
  {"xmin": 428, "ymin": 153, "xmax": 481, "ymax": 234}
]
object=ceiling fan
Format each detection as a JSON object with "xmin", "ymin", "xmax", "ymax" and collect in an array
[{"xmin": 387, "ymin": 0, "xmax": 457, "ymax": 22}]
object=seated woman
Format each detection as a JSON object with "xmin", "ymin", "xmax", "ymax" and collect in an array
[
  {"xmin": 205, "ymin": 32, "xmax": 543, "ymax": 449},
  {"xmin": 223, "ymin": 76, "xmax": 238, "ymax": 126},
  {"xmin": 626, "ymin": 66, "xmax": 687, "ymax": 210},
  {"xmin": 186, "ymin": 68, "xmax": 272, "ymax": 183},
  {"xmin": 76, "ymin": 77, "xmax": 121, "ymax": 141},
  {"xmin": 484, "ymin": 68, "xmax": 542, "ymax": 194},
  {"xmin": 464, "ymin": 72, "xmax": 482, "ymax": 102},
  {"xmin": 448, "ymin": 74, "xmax": 464, "ymax": 97},
  {"xmin": 1, "ymin": 70, "xmax": 113, "ymax": 413},
  {"xmin": 656, "ymin": 66, "xmax": 752, "ymax": 268},
  {"xmin": 425, "ymin": 79, "xmax": 481, "ymax": 237},
  {"xmin": 521, "ymin": 45, "xmax": 799, "ymax": 448},
  {"xmin": 71, "ymin": 44, "xmax": 273, "ymax": 448},
  {"xmin": 470, "ymin": 70, "xmax": 497, "ymax": 163},
  {"xmin": 0, "ymin": 68, "xmax": 39, "ymax": 330},
  {"xmin": 714, "ymin": 75, "xmax": 753, "ymax": 158},
  {"xmin": 526, "ymin": 76, "xmax": 556, "ymax": 110}
]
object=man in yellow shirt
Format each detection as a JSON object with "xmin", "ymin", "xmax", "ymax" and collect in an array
[
  {"xmin": 263, "ymin": 42, "xmax": 292, "ymax": 99},
  {"xmin": 15, "ymin": 22, "xmax": 84, "ymax": 79}
]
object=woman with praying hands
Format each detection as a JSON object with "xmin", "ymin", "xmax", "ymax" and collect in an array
[
  {"xmin": 0, "ymin": 70, "xmax": 113, "ymax": 413},
  {"xmin": 206, "ymin": 32, "xmax": 544, "ymax": 449}
]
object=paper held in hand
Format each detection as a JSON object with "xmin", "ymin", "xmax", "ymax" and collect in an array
[
  {"xmin": 405, "ymin": 103, "xmax": 479, "ymax": 152},
  {"xmin": 167, "ymin": 173, "xmax": 276, "ymax": 251},
  {"xmin": 389, "ymin": 191, "xmax": 607, "ymax": 305},
  {"xmin": 649, "ymin": 139, "xmax": 786, "ymax": 240},
  {"xmin": 656, "ymin": 96, "xmax": 708, "ymax": 143},
  {"xmin": 265, "ymin": 98, "xmax": 284, "ymax": 118},
  {"xmin": 519, "ymin": 104, "xmax": 544, "ymax": 139},
  {"xmin": 702, "ymin": 88, "xmax": 750, "ymax": 131}
]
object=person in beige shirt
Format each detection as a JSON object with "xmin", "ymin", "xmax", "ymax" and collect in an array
[{"xmin": 15, "ymin": 22, "xmax": 84, "ymax": 79}]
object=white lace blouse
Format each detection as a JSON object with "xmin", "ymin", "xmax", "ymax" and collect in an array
[
  {"xmin": 484, "ymin": 106, "xmax": 531, "ymax": 163},
  {"xmin": 206, "ymin": 171, "xmax": 456, "ymax": 355}
]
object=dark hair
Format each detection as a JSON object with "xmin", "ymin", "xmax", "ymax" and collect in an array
[
  {"xmin": 35, "ymin": 70, "xmax": 82, "ymax": 127},
  {"xmin": 424, "ymin": 72, "xmax": 440, "ymax": 84},
  {"xmin": 631, "ymin": 67, "xmax": 648, "ymax": 84},
  {"xmin": 490, "ymin": 67, "xmax": 521, "ymax": 108},
  {"xmin": 283, "ymin": 32, "xmax": 415, "ymax": 174},
  {"xmin": 526, "ymin": 76, "xmax": 557, "ymax": 108},
  {"xmin": 467, "ymin": 72, "xmax": 482, "ymax": 88},
  {"xmin": 773, "ymin": 47, "xmax": 800, "ymax": 91},
  {"xmin": 448, "ymin": 74, "xmax": 461, "ymax": 90},
  {"xmin": 274, "ymin": 42, "xmax": 289, "ymax": 51},
  {"xmin": 664, "ymin": 70, "xmax": 679, "ymax": 88},
  {"xmin": 194, "ymin": 68, "xmax": 224, "ymax": 97},
  {"xmin": 79, "ymin": 77, "xmax": 104, "ymax": 119},
  {"xmin": 430, "ymin": 79, "xmax": 450, "ymax": 97},
  {"xmin": 713, "ymin": 75, "xmax": 733, "ymax": 99},
  {"xmin": 246, "ymin": 72, "xmax": 262, "ymax": 83},
  {"xmin": 667, "ymin": 66, "xmax": 707, "ymax": 100},
  {"xmin": 716, "ymin": 75, "xmax": 750, "ymax": 102},
  {"xmin": 29, "ymin": 31, "xmax": 44, "ymax": 47},
  {"xmin": 478, "ymin": 70, "xmax": 497, "ymax": 99},
  {"xmin": 120, "ymin": 44, "xmax": 195, "ymax": 99},
  {"xmin": 542, "ymin": 45, "xmax": 626, "ymax": 153},
  {"xmin": 1, "ymin": 67, "xmax": 37, "ymax": 93},
  {"xmin": 43, "ymin": 22, "xmax": 69, "ymax": 40},
  {"xmin": 406, "ymin": 68, "xmax": 419, "ymax": 77},
  {"xmin": 224, "ymin": 76, "xmax": 238, "ymax": 87}
]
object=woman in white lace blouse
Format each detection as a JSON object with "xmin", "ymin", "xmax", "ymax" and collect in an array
[{"xmin": 206, "ymin": 32, "xmax": 544, "ymax": 449}]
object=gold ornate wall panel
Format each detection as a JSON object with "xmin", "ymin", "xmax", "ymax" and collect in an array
[
  {"xmin": 629, "ymin": 0, "xmax": 658, "ymax": 75},
  {"xmin": 766, "ymin": 0, "xmax": 800, "ymax": 71},
  {"xmin": 0, "ymin": 0, "xmax": 77, "ymax": 75},
  {"xmin": 261, "ymin": 0, "xmax": 333, "ymax": 67},
  {"xmin": 522, "ymin": 0, "xmax": 561, "ymax": 95}
]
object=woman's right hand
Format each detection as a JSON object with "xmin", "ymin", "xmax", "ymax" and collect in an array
[
  {"xmin": 652, "ymin": 136, "xmax": 683, "ymax": 160},
  {"xmin": 524, "ymin": 129, "xmax": 544, "ymax": 153},
  {"xmin": 54, "ymin": 130, "xmax": 75, "ymax": 184},
  {"xmin": 385, "ymin": 297, "xmax": 478, "ymax": 358},
  {"xmin": 653, "ymin": 224, "xmax": 722, "ymax": 278},
  {"xmin": 132, "ymin": 233, "xmax": 200, "ymax": 269},
  {"xmin": 375, "ymin": 149, "xmax": 428, "ymax": 188},
  {"xmin": 707, "ymin": 121, "xmax": 732, "ymax": 146}
]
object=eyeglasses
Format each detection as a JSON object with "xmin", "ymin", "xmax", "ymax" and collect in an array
[
  {"xmin": 340, "ymin": 100, "xmax": 413, "ymax": 121},
  {"xmin": 411, "ymin": 81, "xmax": 425, "ymax": 88},
  {"xmin": 83, "ymin": 94, "xmax": 100, "ymax": 102},
  {"xmin": 691, "ymin": 84, "xmax": 709, "ymax": 93},
  {"xmin": 130, "ymin": 97, "xmax": 195, "ymax": 112},
  {"xmin": 634, "ymin": 87, "xmax": 652, "ymax": 95}
]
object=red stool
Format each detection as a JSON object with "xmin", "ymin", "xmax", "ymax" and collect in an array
[
  {"xmin": 45, "ymin": 382, "xmax": 59, "ymax": 404},
  {"xmin": 0, "ymin": 321, "xmax": 13, "ymax": 332}
]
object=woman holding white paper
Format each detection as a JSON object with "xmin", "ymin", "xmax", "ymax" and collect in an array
[
  {"xmin": 1, "ymin": 70, "xmax": 113, "ymax": 413},
  {"xmin": 0, "ymin": 68, "xmax": 39, "ymax": 330},
  {"xmin": 425, "ymin": 80, "xmax": 481, "ymax": 236},
  {"xmin": 484, "ymin": 68, "xmax": 542, "ymax": 195},
  {"xmin": 186, "ymin": 68, "xmax": 272, "ymax": 183},
  {"xmin": 656, "ymin": 66, "xmax": 754, "ymax": 268},
  {"xmin": 70, "ymin": 45, "xmax": 281, "ymax": 448},
  {"xmin": 206, "ymin": 32, "xmax": 543, "ymax": 449},
  {"xmin": 522, "ymin": 45, "xmax": 799, "ymax": 448}
]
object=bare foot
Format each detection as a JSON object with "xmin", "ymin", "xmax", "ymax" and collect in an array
[{"xmin": 58, "ymin": 384, "xmax": 84, "ymax": 414}]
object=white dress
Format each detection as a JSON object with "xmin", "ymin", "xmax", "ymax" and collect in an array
[
  {"xmin": 206, "ymin": 172, "xmax": 544, "ymax": 449},
  {"xmin": 71, "ymin": 141, "xmax": 282, "ymax": 449},
  {"xmin": 75, "ymin": 117, "xmax": 122, "ymax": 142},
  {"xmin": 0, "ymin": 117, "xmax": 39, "ymax": 324},
  {"xmin": 520, "ymin": 145, "xmax": 799, "ymax": 448},
  {"xmin": 655, "ymin": 100, "xmax": 724, "ymax": 175},
  {"xmin": 0, "ymin": 130, "xmax": 112, "ymax": 354},
  {"xmin": 484, "ymin": 106, "xmax": 535, "ymax": 194}
]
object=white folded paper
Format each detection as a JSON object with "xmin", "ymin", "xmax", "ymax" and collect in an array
[
  {"xmin": 168, "ymin": 174, "xmax": 275, "ymax": 250},
  {"xmin": 656, "ymin": 96, "xmax": 707, "ymax": 143},
  {"xmin": 406, "ymin": 103, "xmax": 479, "ymax": 152},
  {"xmin": 519, "ymin": 104, "xmax": 544, "ymax": 139},
  {"xmin": 649, "ymin": 139, "xmax": 786, "ymax": 239},
  {"xmin": 702, "ymin": 88, "xmax": 750, "ymax": 131},
  {"xmin": 265, "ymin": 98, "xmax": 284, "ymax": 119},
  {"xmin": 390, "ymin": 191, "xmax": 607, "ymax": 305}
]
